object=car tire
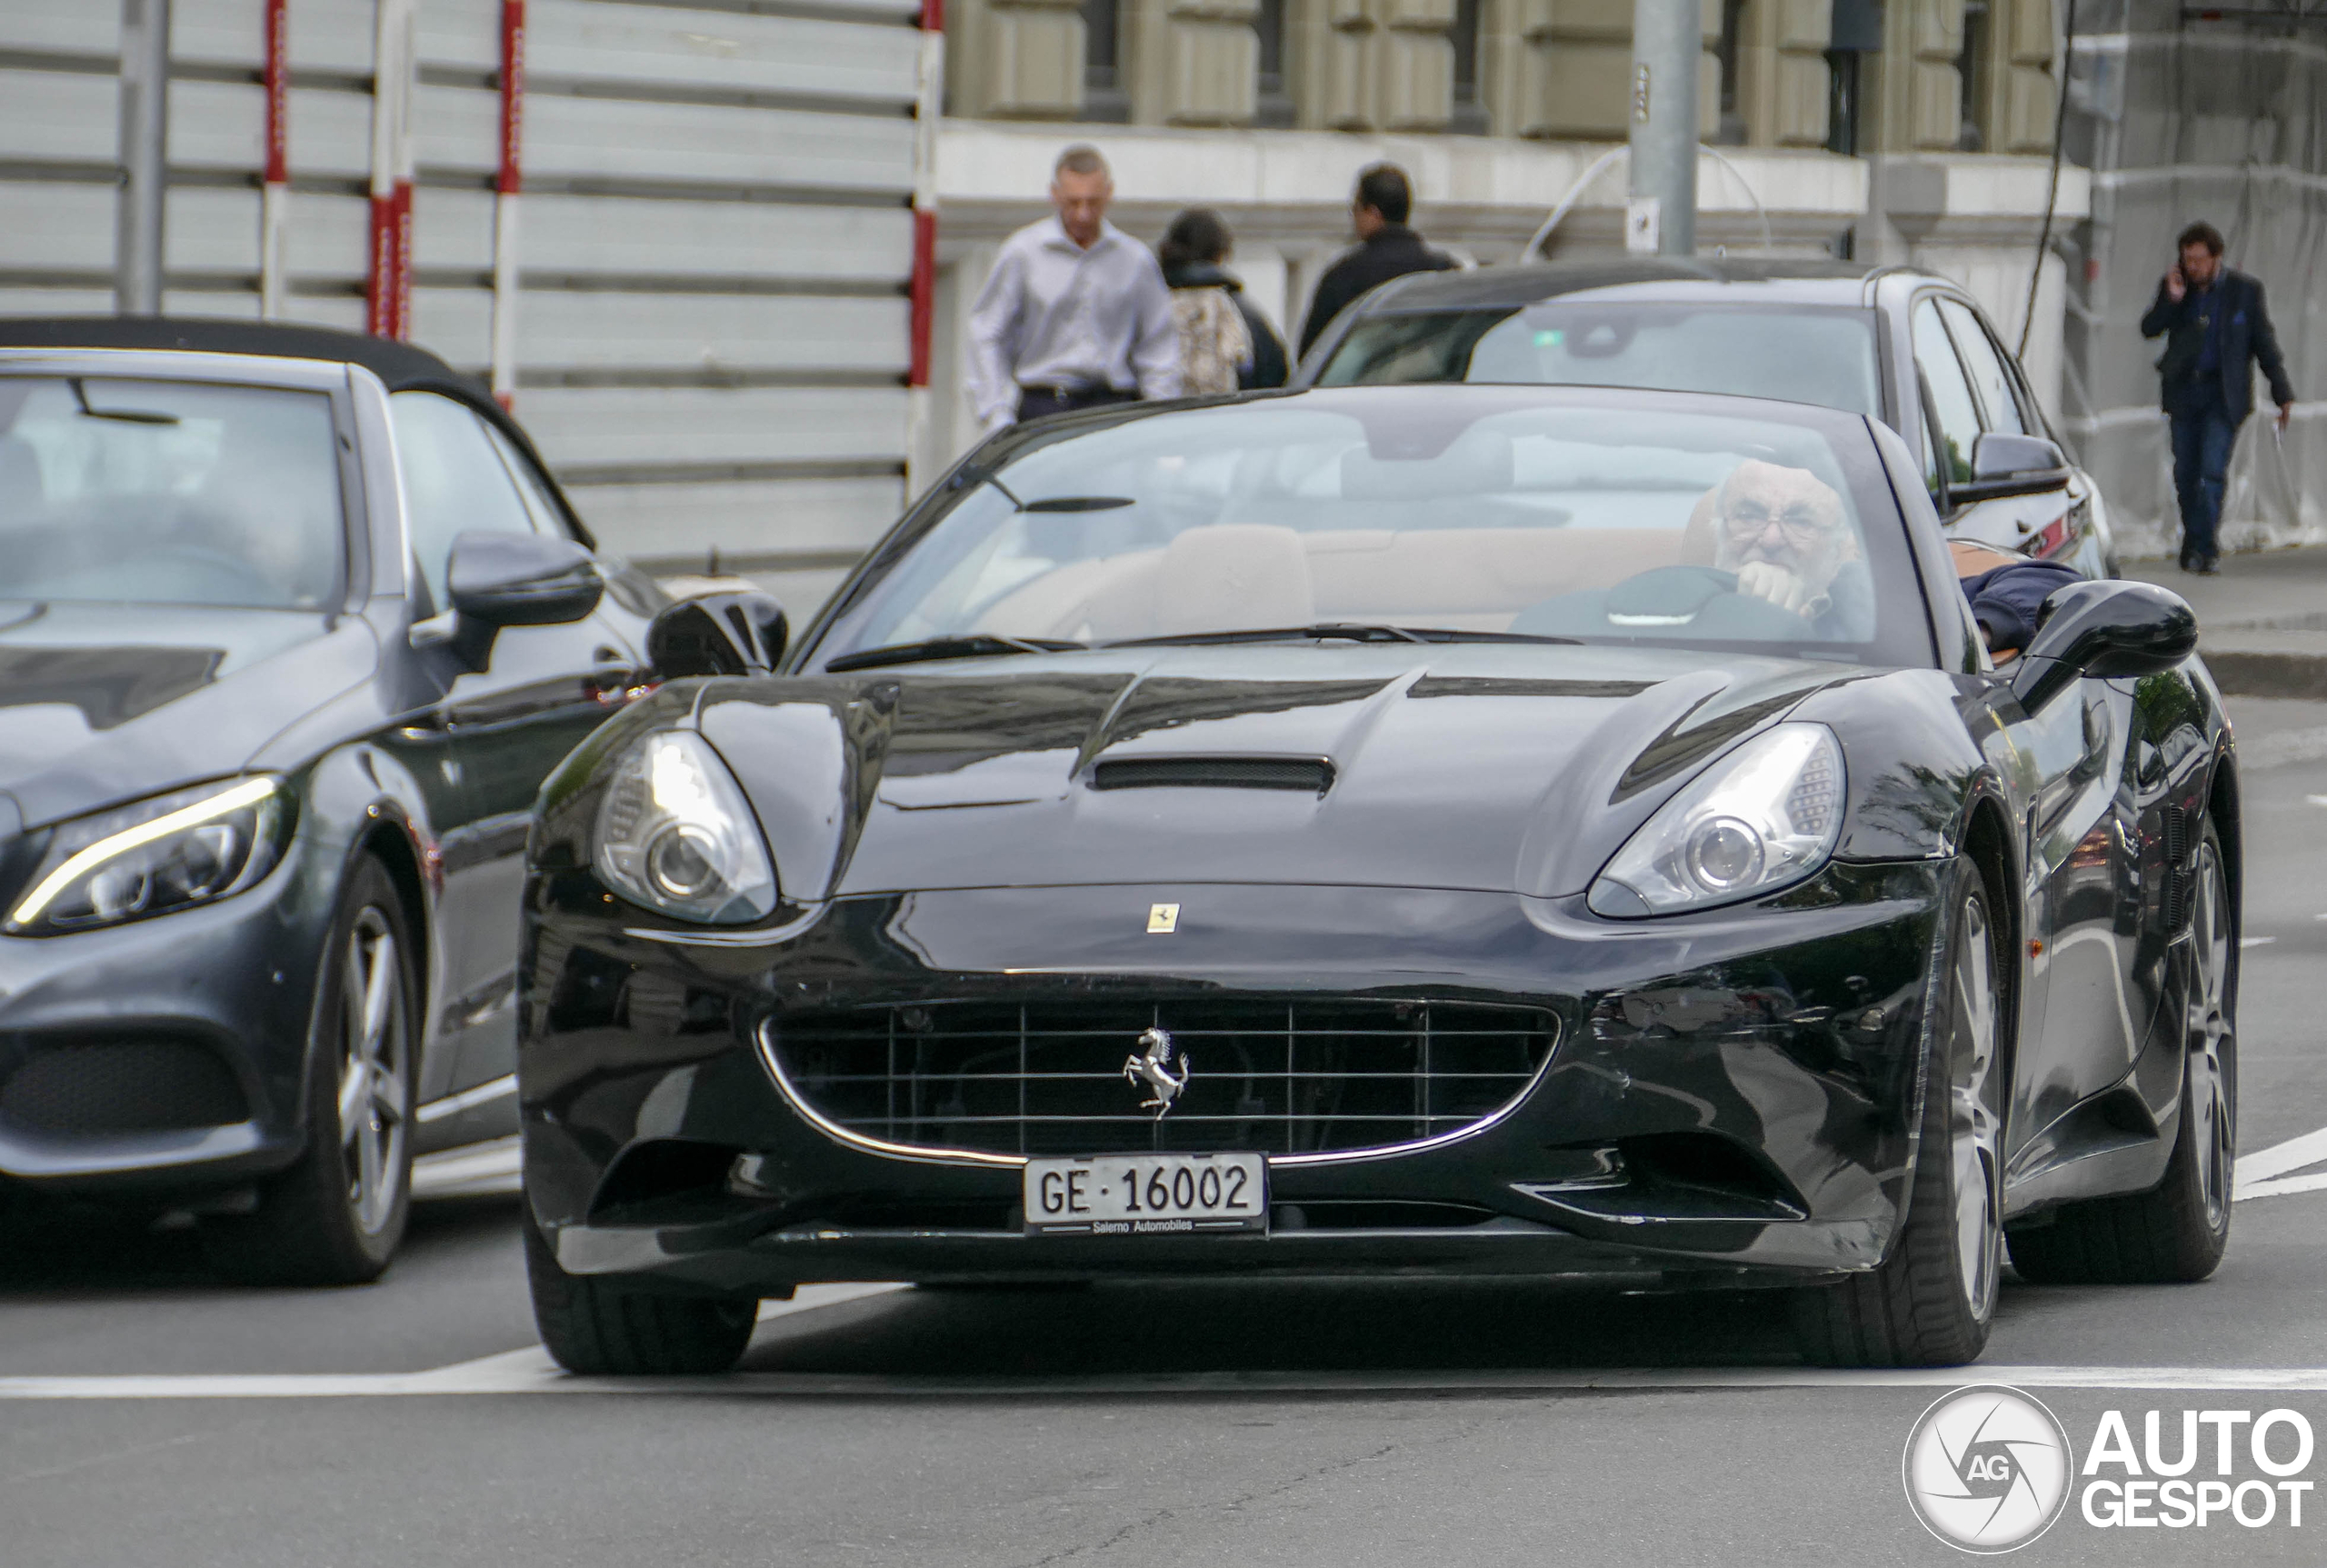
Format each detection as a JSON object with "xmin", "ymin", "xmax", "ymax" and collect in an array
[
  {"xmin": 2007, "ymin": 819, "xmax": 2235, "ymax": 1285},
  {"xmin": 1793, "ymin": 857, "xmax": 2006, "ymax": 1367},
  {"xmin": 523, "ymin": 1206, "xmax": 757, "ymax": 1374},
  {"xmin": 201, "ymin": 856, "xmax": 417, "ymax": 1286}
]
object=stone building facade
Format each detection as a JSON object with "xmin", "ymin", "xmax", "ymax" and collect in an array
[
  {"xmin": 946, "ymin": 0, "xmax": 2062, "ymax": 152},
  {"xmin": 905, "ymin": 0, "xmax": 2089, "ymax": 502}
]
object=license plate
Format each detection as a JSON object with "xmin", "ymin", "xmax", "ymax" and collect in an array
[{"xmin": 1023, "ymin": 1152, "xmax": 1268, "ymax": 1236}]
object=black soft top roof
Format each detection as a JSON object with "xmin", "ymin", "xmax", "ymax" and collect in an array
[
  {"xmin": 0, "ymin": 315, "xmax": 591, "ymax": 546},
  {"xmin": 0, "ymin": 315, "xmax": 480, "ymax": 395}
]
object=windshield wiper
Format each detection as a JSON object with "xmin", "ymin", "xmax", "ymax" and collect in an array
[
  {"xmin": 824, "ymin": 634, "xmax": 1085, "ymax": 673},
  {"xmin": 1105, "ymin": 624, "xmax": 1583, "ymax": 649}
]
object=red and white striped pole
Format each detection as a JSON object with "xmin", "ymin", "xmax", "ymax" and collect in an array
[
  {"xmin": 365, "ymin": 0, "xmax": 415, "ymax": 339},
  {"xmin": 904, "ymin": 0, "xmax": 944, "ymax": 497},
  {"xmin": 258, "ymin": 0, "xmax": 289, "ymax": 317},
  {"xmin": 489, "ymin": 0, "xmax": 525, "ymax": 408}
]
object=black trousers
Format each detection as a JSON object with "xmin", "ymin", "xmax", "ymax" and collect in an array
[{"xmin": 1015, "ymin": 385, "xmax": 1138, "ymax": 423}]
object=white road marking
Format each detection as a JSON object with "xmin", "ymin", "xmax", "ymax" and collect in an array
[
  {"xmin": 2239, "ymin": 1170, "xmax": 2327, "ymax": 1203},
  {"xmin": 2307, "ymin": 794, "xmax": 2327, "ymax": 807},
  {"xmin": 27, "ymin": 1361, "xmax": 2327, "ymax": 1401},
  {"xmin": 756, "ymin": 1282, "xmax": 911, "ymax": 1323},
  {"xmin": 414, "ymin": 1074, "xmax": 516, "ymax": 1125},
  {"xmin": 2233, "ymin": 1116, "xmax": 2327, "ymax": 1191},
  {"xmin": 409, "ymin": 1135, "xmax": 521, "ymax": 1201},
  {"xmin": 2241, "ymin": 936, "xmax": 2277, "ymax": 948}
]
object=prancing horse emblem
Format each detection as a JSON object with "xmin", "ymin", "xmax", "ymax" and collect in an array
[{"xmin": 1124, "ymin": 1026, "xmax": 1190, "ymax": 1119}]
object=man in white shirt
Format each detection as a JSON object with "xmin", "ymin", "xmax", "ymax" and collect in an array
[{"xmin": 965, "ymin": 145, "xmax": 1180, "ymax": 430}]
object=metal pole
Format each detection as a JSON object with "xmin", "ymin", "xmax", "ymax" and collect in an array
[
  {"xmin": 259, "ymin": 0, "xmax": 288, "ymax": 318},
  {"xmin": 903, "ymin": 0, "xmax": 946, "ymax": 500},
  {"xmin": 490, "ymin": 0, "xmax": 526, "ymax": 407},
  {"xmin": 1625, "ymin": 0, "xmax": 1697, "ymax": 256},
  {"xmin": 117, "ymin": 0, "xmax": 171, "ymax": 315}
]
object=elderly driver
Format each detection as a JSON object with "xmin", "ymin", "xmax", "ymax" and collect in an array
[{"xmin": 1711, "ymin": 459, "xmax": 1861, "ymax": 622}]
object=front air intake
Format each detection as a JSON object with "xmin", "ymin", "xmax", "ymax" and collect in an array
[{"xmin": 1088, "ymin": 756, "xmax": 1333, "ymax": 794}]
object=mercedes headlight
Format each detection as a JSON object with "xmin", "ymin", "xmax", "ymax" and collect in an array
[
  {"xmin": 5, "ymin": 777, "xmax": 289, "ymax": 936},
  {"xmin": 1588, "ymin": 724, "xmax": 1845, "ymax": 917},
  {"xmin": 593, "ymin": 731, "xmax": 776, "ymax": 924}
]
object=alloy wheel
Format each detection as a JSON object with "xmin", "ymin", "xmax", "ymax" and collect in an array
[
  {"xmin": 336, "ymin": 907, "xmax": 411, "ymax": 1237},
  {"xmin": 2186, "ymin": 841, "xmax": 2235, "ymax": 1231},
  {"xmin": 1949, "ymin": 895, "xmax": 2003, "ymax": 1321}
]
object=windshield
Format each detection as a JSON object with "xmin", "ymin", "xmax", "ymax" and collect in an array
[
  {"xmin": 1318, "ymin": 305, "xmax": 1883, "ymax": 417},
  {"xmin": 0, "ymin": 376, "xmax": 345, "ymax": 610},
  {"xmin": 812, "ymin": 389, "xmax": 1929, "ymax": 669}
]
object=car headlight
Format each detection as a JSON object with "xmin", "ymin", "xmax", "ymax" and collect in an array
[
  {"xmin": 1587, "ymin": 724, "xmax": 1845, "ymax": 917},
  {"xmin": 5, "ymin": 777, "xmax": 288, "ymax": 936},
  {"xmin": 593, "ymin": 731, "xmax": 776, "ymax": 924}
]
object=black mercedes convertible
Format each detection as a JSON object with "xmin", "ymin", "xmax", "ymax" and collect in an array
[{"xmin": 519, "ymin": 384, "xmax": 2237, "ymax": 1373}]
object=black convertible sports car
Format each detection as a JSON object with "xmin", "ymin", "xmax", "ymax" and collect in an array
[
  {"xmin": 520, "ymin": 384, "xmax": 2236, "ymax": 1373},
  {"xmin": 0, "ymin": 319, "xmax": 666, "ymax": 1283}
]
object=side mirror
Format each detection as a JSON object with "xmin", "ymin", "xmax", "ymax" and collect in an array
[
  {"xmin": 414, "ymin": 531, "xmax": 604, "ymax": 672},
  {"xmin": 2011, "ymin": 579, "xmax": 2197, "ymax": 711},
  {"xmin": 646, "ymin": 591, "xmax": 788, "ymax": 678},
  {"xmin": 1952, "ymin": 433, "xmax": 2072, "ymax": 504}
]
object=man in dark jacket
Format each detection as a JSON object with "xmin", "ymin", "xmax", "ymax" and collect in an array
[
  {"xmin": 1295, "ymin": 164, "xmax": 1456, "ymax": 359},
  {"xmin": 2140, "ymin": 222, "xmax": 2295, "ymax": 574}
]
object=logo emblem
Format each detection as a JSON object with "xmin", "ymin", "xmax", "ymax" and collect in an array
[
  {"xmin": 1146, "ymin": 903, "xmax": 1180, "ymax": 934},
  {"xmin": 1902, "ymin": 1385, "xmax": 2074, "ymax": 1553},
  {"xmin": 1123, "ymin": 1026, "xmax": 1190, "ymax": 1119}
]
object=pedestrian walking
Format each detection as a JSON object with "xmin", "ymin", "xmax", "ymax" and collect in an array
[
  {"xmin": 2140, "ymin": 221, "xmax": 2295, "ymax": 574},
  {"xmin": 965, "ymin": 145, "xmax": 1180, "ymax": 432},
  {"xmin": 1157, "ymin": 208, "xmax": 1289, "ymax": 394},
  {"xmin": 1295, "ymin": 164, "xmax": 1456, "ymax": 359}
]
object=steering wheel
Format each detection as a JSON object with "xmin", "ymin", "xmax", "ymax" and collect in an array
[{"xmin": 1509, "ymin": 564, "xmax": 1816, "ymax": 641}]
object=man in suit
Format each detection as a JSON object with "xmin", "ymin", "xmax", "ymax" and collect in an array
[
  {"xmin": 1295, "ymin": 164, "xmax": 1456, "ymax": 360},
  {"xmin": 2140, "ymin": 222, "xmax": 2295, "ymax": 574}
]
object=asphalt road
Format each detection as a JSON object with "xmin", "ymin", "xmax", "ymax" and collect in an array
[{"xmin": 9, "ymin": 694, "xmax": 2327, "ymax": 1567}]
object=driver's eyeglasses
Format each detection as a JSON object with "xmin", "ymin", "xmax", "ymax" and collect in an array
[{"xmin": 1725, "ymin": 505, "xmax": 1833, "ymax": 544}]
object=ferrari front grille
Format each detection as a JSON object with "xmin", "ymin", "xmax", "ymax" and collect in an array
[{"xmin": 764, "ymin": 997, "xmax": 1557, "ymax": 1159}]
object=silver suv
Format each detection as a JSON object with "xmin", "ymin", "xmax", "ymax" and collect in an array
[{"xmin": 1300, "ymin": 258, "xmax": 2118, "ymax": 580}]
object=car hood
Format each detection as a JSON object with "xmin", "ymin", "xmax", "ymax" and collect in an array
[
  {"xmin": 698, "ymin": 644, "xmax": 1863, "ymax": 900},
  {"xmin": 0, "ymin": 603, "xmax": 378, "ymax": 829}
]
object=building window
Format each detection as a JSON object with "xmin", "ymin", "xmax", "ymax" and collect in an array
[
  {"xmin": 1255, "ymin": 0, "xmax": 1295, "ymax": 127},
  {"xmin": 1451, "ymin": 0, "xmax": 1489, "ymax": 134},
  {"xmin": 1713, "ymin": 0, "xmax": 1749, "ymax": 145},
  {"xmin": 1823, "ymin": 49, "xmax": 1863, "ymax": 153},
  {"xmin": 1954, "ymin": 0, "xmax": 1990, "ymax": 150},
  {"xmin": 1824, "ymin": 0, "xmax": 1881, "ymax": 155},
  {"xmin": 1083, "ymin": 0, "xmax": 1130, "ymax": 122}
]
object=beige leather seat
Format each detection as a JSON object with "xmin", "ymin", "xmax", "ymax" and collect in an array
[{"xmin": 1142, "ymin": 524, "xmax": 1314, "ymax": 635}]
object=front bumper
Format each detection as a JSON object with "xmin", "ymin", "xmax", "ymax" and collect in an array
[
  {"xmin": 0, "ymin": 834, "xmax": 335, "ymax": 1196},
  {"xmin": 520, "ymin": 864, "xmax": 1948, "ymax": 1295}
]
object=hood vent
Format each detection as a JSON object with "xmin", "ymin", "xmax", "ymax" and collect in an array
[{"xmin": 1089, "ymin": 756, "xmax": 1333, "ymax": 794}]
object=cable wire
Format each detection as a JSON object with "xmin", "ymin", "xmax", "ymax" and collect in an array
[{"xmin": 2017, "ymin": 0, "xmax": 2078, "ymax": 359}]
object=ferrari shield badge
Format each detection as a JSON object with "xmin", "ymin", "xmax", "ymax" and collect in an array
[
  {"xmin": 1124, "ymin": 1026, "xmax": 1190, "ymax": 1119},
  {"xmin": 1146, "ymin": 903, "xmax": 1179, "ymax": 934}
]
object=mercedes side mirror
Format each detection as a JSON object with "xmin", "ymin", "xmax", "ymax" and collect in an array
[
  {"xmin": 1952, "ymin": 433, "xmax": 2072, "ymax": 504},
  {"xmin": 2011, "ymin": 579, "xmax": 2198, "ymax": 711},
  {"xmin": 413, "ymin": 531, "xmax": 604, "ymax": 672},
  {"xmin": 646, "ymin": 590, "xmax": 788, "ymax": 678}
]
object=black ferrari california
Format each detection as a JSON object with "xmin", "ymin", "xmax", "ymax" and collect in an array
[{"xmin": 520, "ymin": 384, "xmax": 2236, "ymax": 1373}]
